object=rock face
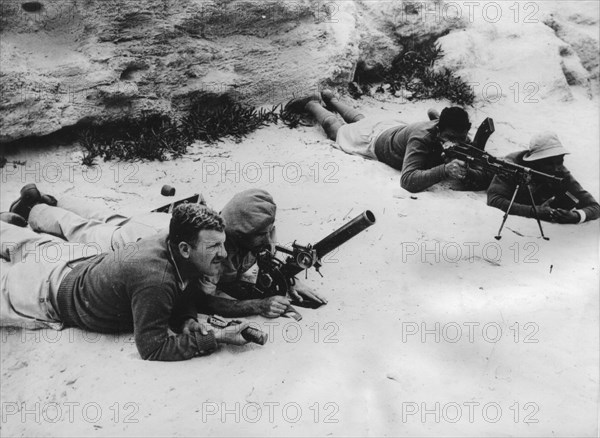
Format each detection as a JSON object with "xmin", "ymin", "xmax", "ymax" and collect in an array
[
  {"xmin": 0, "ymin": 0, "xmax": 365, "ymax": 143},
  {"xmin": 0, "ymin": 0, "xmax": 473, "ymax": 144},
  {"xmin": 543, "ymin": 7, "xmax": 600, "ymax": 91},
  {"xmin": 434, "ymin": 2, "xmax": 599, "ymax": 104},
  {"xmin": 1, "ymin": 1, "xmax": 597, "ymax": 144}
]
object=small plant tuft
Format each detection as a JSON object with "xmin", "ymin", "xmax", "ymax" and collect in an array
[{"xmin": 0, "ymin": 157, "xmax": 26, "ymax": 169}]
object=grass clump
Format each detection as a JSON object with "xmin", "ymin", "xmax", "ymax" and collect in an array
[
  {"xmin": 79, "ymin": 96, "xmax": 284, "ymax": 165},
  {"xmin": 79, "ymin": 113, "xmax": 188, "ymax": 164},
  {"xmin": 354, "ymin": 35, "xmax": 475, "ymax": 106},
  {"xmin": 181, "ymin": 98, "xmax": 279, "ymax": 143}
]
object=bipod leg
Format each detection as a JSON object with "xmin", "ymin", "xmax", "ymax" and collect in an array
[
  {"xmin": 526, "ymin": 184, "xmax": 549, "ymax": 241},
  {"xmin": 495, "ymin": 184, "xmax": 520, "ymax": 240}
]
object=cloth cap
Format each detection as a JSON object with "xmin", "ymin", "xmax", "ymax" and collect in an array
[
  {"xmin": 523, "ymin": 132, "xmax": 569, "ymax": 161},
  {"xmin": 220, "ymin": 189, "xmax": 276, "ymax": 243}
]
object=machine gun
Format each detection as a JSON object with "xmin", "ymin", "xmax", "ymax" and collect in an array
[
  {"xmin": 253, "ymin": 210, "xmax": 376, "ymax": 310},
  {"xmin": 442, "ymin": 137, "xmax": 564, "ymax": 240},
  {"xmin": 442, "ymin": 141, "xmax": 563, "ymax": 186}
]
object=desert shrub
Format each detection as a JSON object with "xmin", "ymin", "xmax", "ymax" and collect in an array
[
  {"xmin": 354, "ymin": 35, "xmax": 475, "ymax": 106},
  {"xmin": 181, "ymin": 98, "xmax": 279, "ymax": 143},
  {"xmin": 79, "ymin": 98, "xmax": 282, "ymax": 165},
  {"xmin": 79, "ymin": 113, "xmax": 188, "ymax": 164}
]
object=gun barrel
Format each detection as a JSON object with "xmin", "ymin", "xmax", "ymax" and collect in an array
[
  {"xmin": 280, "ymin": 210, "xmax": 376, "ymax": 279},
  {"xmin": 313, "ymin": 210, "xmax": 376, "ymax": 259},
  {"xmin": 446, "ymin": 144, "xmax": 563, "ymax": 186},
  {"xmin": 523, "ymin": 167, "xmax": 563, "ymax": 185},
  {"xmin": 490, "ymin": 156, "xmax": 563, "ymax": 185}
]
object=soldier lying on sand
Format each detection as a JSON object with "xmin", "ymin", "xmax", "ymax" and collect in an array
[
  {"xmin": 285, "ymin": 90, "xmax": 491, "ymax": 192},
  {"xmin": 1, "ymin": 202, "xmax": 251, "ymax": 361},
  {"xmin": 6, "ymin": 186, "xmax": 326, "ymax": 319}
]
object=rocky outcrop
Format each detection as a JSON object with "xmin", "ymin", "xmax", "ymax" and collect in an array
[
  {"xmin": 434, "ymin": 2, "xmax": 598, "ymax": 104},
  {"xmin": 0, "ymin": 0, "xmax": 366, "ymax": 143},
  {"xmin": 1, "ymin": 0, "xmax": 475, "ymax": 144},
  {"xmin": 2, "ymin": 1, "xmax": 596, "ymax": 144},
  {"xmin": 542, "ymin": 9, "xmax": 599, "ymax": 91}
]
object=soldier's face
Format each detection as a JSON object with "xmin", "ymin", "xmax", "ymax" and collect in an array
[
  {"xmin": 533, "ymin": 155, "xmax": 564, "ymax": 175},
  {"xmin": 246, "ymin": 225, "xmax": 277, "ymax": 254},
  {"xmin": 438, "ymin": 128, "xmax": 469, "ymax": 144},
  {"xmin": 180, "ymin": 229, "xmax": 227, "ymax": 277}
]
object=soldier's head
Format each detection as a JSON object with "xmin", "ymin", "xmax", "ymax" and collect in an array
[
  {"xmin": 437, "ymin": 107, "xmax": 471, "ymax": 144},
  {"xmin": 221, "ymin": 189, "xmax": 277, "ymax": 254},
  {"xmin": 169, "ymin": 203, "xmax": 227, "ymax": 277},
  {"xmin": 523, "ymin": 132, "xmax": 569, "ymax": 175}
]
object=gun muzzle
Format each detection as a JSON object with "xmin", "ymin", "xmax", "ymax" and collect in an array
[{"xmin": 313, "ymin": 210, "xmax": 376, "ymax": 259}]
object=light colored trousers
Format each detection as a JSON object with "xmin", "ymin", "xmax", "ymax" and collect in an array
[
  {"xmin": 28, "ymin": 197, "xmax": 170, "ymax": 253},
  {"xmin": 0, "ymin": 198, "xmax": 170, "ymax": 329},
  {"xmin": 0, "ymin": 222, "xmax": 84, "ymax": 329}
]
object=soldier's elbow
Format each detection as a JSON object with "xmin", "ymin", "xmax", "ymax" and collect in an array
[{"xmin": 400, "ymin": 175, "xmax": 419, "ymax": 193}]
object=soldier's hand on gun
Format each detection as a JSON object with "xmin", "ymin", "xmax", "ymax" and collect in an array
[
  {"xmin": 536, "ymin": 197, "xmax": 555, "ymax": 222},
  {"xmin": 289, "ymin": 281, "xmax": 328, "ymax": 305},
  {"xmin": 181, "ymin": 318, "xmax": 214, "ymax": 336},
  {"xmin": 213, "ymin": 321, "xmax": 251, "ymax": 346},
  {"xmin": 259, "ymin": 296, "xmax": 291, "ymax": 318},
  {"xmin": 552, "ymin": 208, "xmax": 580, "ymax": 224},
  {"xmin": 445, "ymin": 159, "xmax": 467, "ymax": 180}
]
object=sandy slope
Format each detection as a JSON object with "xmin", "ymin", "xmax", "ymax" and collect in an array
[{"xmin": 1, "ymin": 2, "xmax": 599, "ymax": 437}]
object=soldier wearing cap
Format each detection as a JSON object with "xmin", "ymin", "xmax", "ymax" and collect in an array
[{"xmin": 487, "ymin": 132, "xmax": 599, "ymax": 224}]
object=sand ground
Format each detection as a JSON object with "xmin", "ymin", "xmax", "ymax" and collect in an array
[
  {"xmin": 1, "ymin": 0, "xmax": 599, "ymax": 435},
  {"xmin": 0, "ymin": 87, "xmax": 598, "ymax": 436}
]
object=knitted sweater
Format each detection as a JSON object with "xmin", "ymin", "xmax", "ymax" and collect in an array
[
  {"xmin": 373, "ymin": 120, "xmax": 415, "ymax": 171},
  {"xmin": 487, "ymin": 151, "xmax": 600, "ymax": 222},
  {"xmin": 57, "ymin": 232, "xmax": 217, "ymax": 361},
  {"xmin": 376, "ymin": 120, "xmax": 489, "ymax": 193}
]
